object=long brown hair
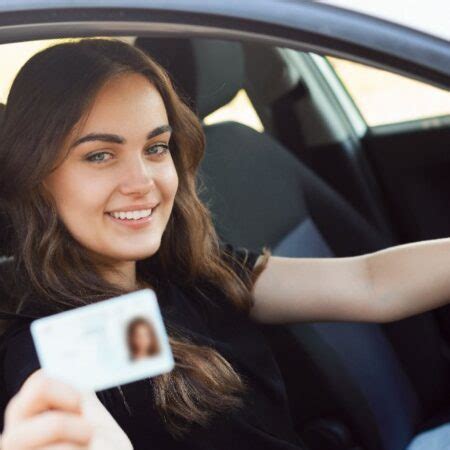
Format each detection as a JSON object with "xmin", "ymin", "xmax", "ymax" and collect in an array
[{"xmin": 0, "ymin": 38, "xmax": 271, "ymax": 436}]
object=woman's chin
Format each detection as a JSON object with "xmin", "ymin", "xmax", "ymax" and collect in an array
[{"xmin": 107, "ymin": 244, "xmax": 160, "ymax": 262}]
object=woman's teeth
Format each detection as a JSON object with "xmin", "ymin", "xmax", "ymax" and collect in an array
[{"xmin": 109, "ymin": 209, "xmax": 153, "ymax": 220}]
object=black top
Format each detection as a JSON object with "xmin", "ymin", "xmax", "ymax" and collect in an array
[{"xmin": 0, "ymin": 243, "xmax": 306, "ymax": 450}]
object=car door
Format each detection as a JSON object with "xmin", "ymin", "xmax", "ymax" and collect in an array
[
  {"xmin": 303, "ymin": 51, "xmax": 450, "ymax": 244},
  {"xmin": 273, "ymin": 49, "xmax": 450, "ymax": 345},
  {"xmin": 310, "ymin": 5, "xmax": 450, "ymax": 242}
]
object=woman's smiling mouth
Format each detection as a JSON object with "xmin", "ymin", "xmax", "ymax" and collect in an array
[
  {"xmin": 106, "ymin": 204, "xmax": 159, "ymax": 228},
  {"xmin": 110, "ymin": 209, "xmax": 152, "ymax": 220}
]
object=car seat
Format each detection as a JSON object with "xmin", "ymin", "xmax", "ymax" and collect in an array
[{"xmin": 134, "ymin": 37, "xmax": 450, "ymax": 450}]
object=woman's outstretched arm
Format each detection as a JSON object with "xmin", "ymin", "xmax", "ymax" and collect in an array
[{"xmin": 249, "ymin": 237, "xmax": 450, "ymax": 324}]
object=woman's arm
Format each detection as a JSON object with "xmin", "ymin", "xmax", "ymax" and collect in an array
[{"xmin": 250, "ymin": 237, "xmax": 450, "ymax": 324}]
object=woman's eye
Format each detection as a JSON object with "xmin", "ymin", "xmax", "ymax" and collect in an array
[
  {"xmin": 84, "ymin": 144, "xmax": 169, "ymax": 163},
  {"xmin": 85, "ymin": 151, "xmax": 113, "ymax": 163},
  {"xmin": 145, "ymin": 143, "xmax": 170, "ymax": 156}
]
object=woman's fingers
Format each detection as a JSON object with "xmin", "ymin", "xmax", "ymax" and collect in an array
[
  {"xmin": 1, "ymin": 410, "xmax": 92, "ymax": 449},
  {"xmin": 4, "ymin": 370, "xmax": 84, "ymax": 427},
  {"xmin": 2, "ymin": 370, "xmax": 93, "ymax": 450}
]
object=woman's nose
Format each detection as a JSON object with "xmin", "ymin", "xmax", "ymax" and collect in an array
[{"xmin": 118, "ymin": 155, "xmax": 155, "ymax": 196}]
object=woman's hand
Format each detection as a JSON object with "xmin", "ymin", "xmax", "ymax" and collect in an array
[
  {"xmin": 80, "ymin": 384, "xmax": 133, "ymax": 450},
  {"xmin": 1, "ymin": 369, "xmax": 133, "ymax": 450}
]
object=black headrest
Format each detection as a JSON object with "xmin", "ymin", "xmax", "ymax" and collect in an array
[{"xmin": 135, "ymin": 37, "xmax": 245, "ymax": 119}]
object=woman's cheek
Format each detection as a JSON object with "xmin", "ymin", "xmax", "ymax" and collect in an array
[{"xmin": 161, "ymin": 159, "xmax": 179, "ymax": 197}]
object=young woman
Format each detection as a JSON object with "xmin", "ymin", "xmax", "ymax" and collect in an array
[{"xmin": 0, "ymin": 38, "xmax": 449, "ymax": 450}]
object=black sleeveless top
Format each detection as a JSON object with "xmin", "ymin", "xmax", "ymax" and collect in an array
[{"xmin": 0, "ymin": 243, "xmax": 307, "ymax": 450}]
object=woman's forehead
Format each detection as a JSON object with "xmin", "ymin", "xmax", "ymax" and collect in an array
[{"xmin": 74, "ymin": 73, "xmax": 168, "ymax": 141}]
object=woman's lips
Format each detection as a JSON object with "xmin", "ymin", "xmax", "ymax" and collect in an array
[{"xmin": 106, "ymin": 206, "xmax": 157, "ymax": 229}]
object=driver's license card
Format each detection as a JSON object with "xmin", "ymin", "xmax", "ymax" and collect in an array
[{"xmin": 30, "ymin": 288, "xmax": 174, "ymax": 392}]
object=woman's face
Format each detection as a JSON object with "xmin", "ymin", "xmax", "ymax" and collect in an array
[
  {"xmin": 43, "ymin": 73, "xmax": 178, "ymax": 263},
  {"xmin": 132, "ymin": 323, "xmax": 154, "ymax": 354}
]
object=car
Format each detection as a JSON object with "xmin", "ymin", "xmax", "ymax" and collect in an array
[{"xmin": 0, "ymin": 2, "xmax": 449, "ymax": 450}]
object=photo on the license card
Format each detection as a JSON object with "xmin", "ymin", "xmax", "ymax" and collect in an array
[{"xmin": 30, "ymin": 288, "xmax": 174, "ymax": 393}]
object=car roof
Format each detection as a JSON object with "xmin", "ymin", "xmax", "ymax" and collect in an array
[{"xmin": 0, "ymin": 1, "xmax": 448, "ymax": 89}]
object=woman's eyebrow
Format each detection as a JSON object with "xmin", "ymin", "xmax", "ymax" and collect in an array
[{"xmin": 69, "ymin": 124, "xmax": 172, "ymax": 149}]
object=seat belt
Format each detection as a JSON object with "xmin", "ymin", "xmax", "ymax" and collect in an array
[{"xmin": 270, "ymin": 79, "xmax": 308, "ymax": 155}]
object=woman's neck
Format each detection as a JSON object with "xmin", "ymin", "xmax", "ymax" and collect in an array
[{"xmin": 101, "ymin": 260, "xmax": 138, "ymax": 291}]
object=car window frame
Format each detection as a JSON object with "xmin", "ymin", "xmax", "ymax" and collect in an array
[{"xmin": 0, "ymin": 0, "xmax": 448, "ymax": 92}]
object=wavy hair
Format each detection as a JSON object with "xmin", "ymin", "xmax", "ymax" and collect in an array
[{"xmin": 0, "ymin": 38, "xmax": 271, "ymax": 436}]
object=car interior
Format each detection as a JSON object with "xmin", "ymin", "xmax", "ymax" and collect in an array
[{"xmin": 1, "ymin": 35, "xmax": 450, "ymax": 450}]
